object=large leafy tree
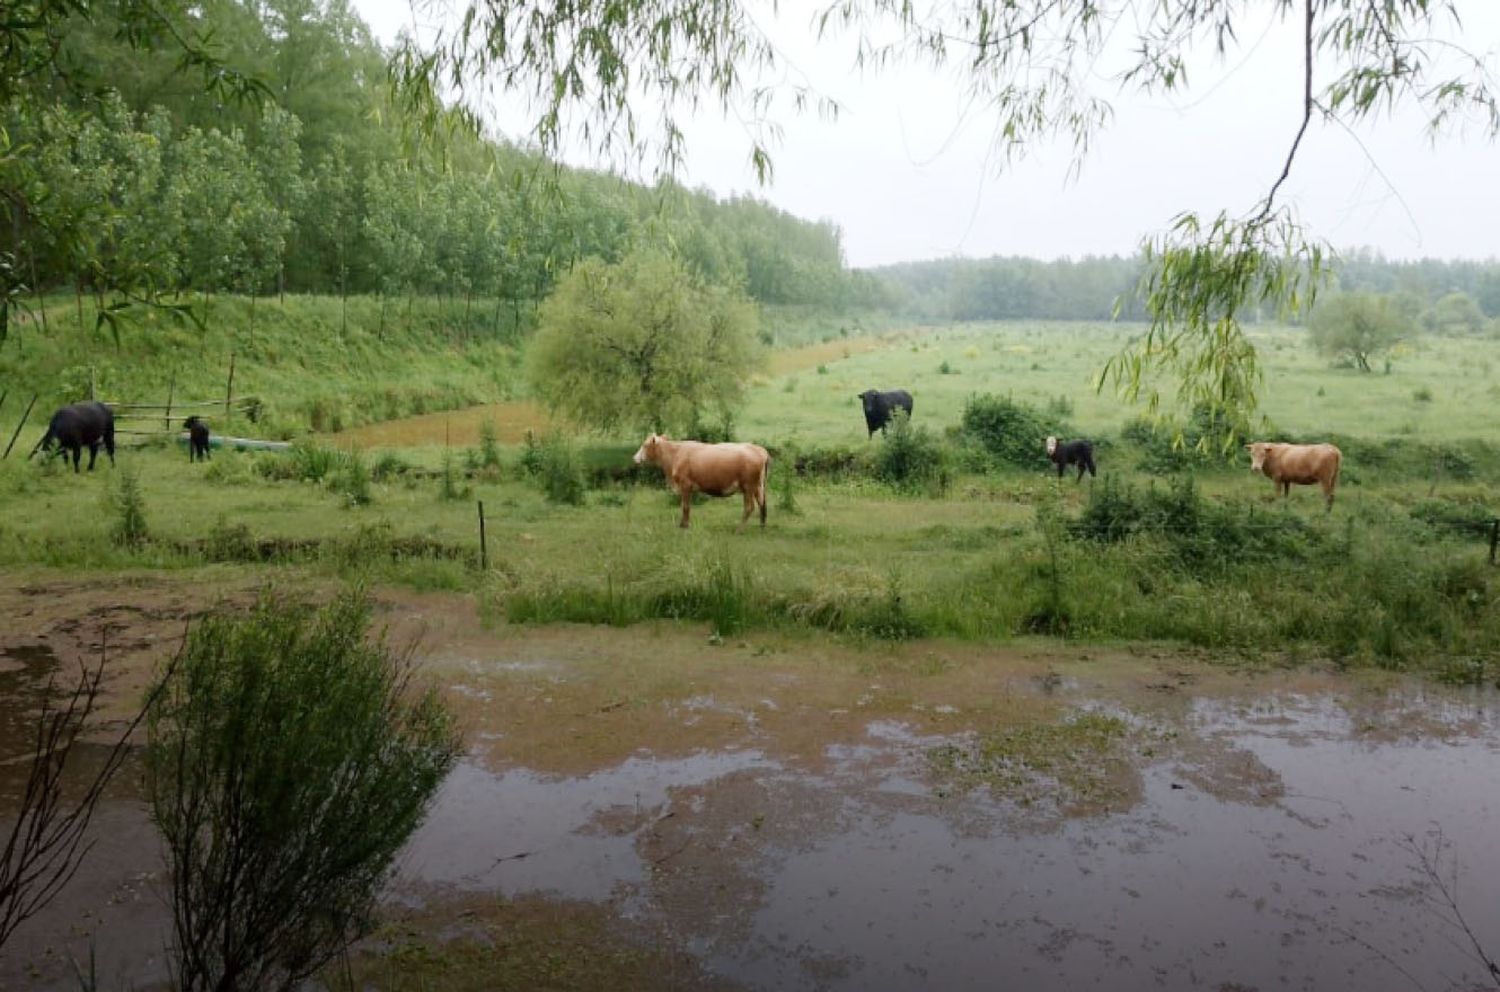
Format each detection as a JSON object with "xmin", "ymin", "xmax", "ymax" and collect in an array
[
  {"xmin": 1308, "ymin": 292, "xmax": 1410, "ymax": 372},
  {"xmin": 527, "ymin": 247, "xmax": 760, "ymax": 433},
  {"xmin": 397, "ymin": 0, "xmax": 1498, "ymax": 439}
]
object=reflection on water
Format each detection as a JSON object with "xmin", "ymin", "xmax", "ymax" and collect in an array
[
  {"xmin": 6, "ymin": 679, "xmax": 1499, "ymax": 991},
  {"xmin": 401, "ymin": 689, "xmax": 1500, "ymax": 992}
]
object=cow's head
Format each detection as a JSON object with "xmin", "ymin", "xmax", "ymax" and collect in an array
[
  {"xmin": 1045, "ymin": 436, "xmax": 1058, "ymax": 456},
  {"xmin": 633, "ymin": 433, "xmax": 664, "ymax": 465},
  {"xmin": 1245, "ymin": 442, "xmax": 1273, "ymax": 474},
  {"xmin": 857, "ymin": 390, "xmax": 877, "ymax": 413}
]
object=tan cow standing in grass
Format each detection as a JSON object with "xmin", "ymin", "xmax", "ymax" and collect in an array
[
  {"xmin": 633, "ymin": 434, "xmax": 771, "ymax": 530},
  {"xmin": 1246, "ymin": 441, "xmax": 1343, "ymax": 509}
]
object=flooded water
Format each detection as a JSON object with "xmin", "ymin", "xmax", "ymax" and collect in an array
[
  {"xmin": 5, "ymin": 606, "xmax": 1500, "ymax": 991},
  {"xmin": 399, "ymin": 689, "xmax": 1500, "ymax": 992}
]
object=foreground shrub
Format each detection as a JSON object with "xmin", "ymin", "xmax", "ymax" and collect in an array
[
  {"xmin": 145, "ymin": 593, "xmax": 460, "ymax": 992},
  {"xmin": 535, "ymin": 434, "xmax": 585, "ymax": 506},
  {"xmin": 960, "ymin": 394, "xmax": 1068, "ymax": 469},
  {"xmin": 108, "ymin": 466, "xmax": 149, "ymax": 547},
  {"xmin": 874, "ymin": 409, "xmax": 945, "ymax": 491}
]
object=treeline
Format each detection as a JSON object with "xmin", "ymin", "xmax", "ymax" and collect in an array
[
  {"xmin": 867, "ymin": 251, "xmax": 1500, "ymax": 326},
  {"xmin": 2, "ymin": 0, "xmax": 868, "ymax": 320}
]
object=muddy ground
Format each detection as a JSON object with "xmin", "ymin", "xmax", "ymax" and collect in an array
[{"xmin": 2, "ymin": 574, "xmax": 1498, "ymax": 991}]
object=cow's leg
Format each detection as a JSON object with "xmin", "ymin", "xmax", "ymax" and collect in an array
[
  {"xmin": 87, "ymin": 442, "xmax": 100, "ymax": 471},
  {"xmin": 1075, "ymin": 463, "xmax": 1085, "ymax": 482},
  {"xmin": 739, "ymin": 489, "xmax": 755, "ymax": 532},
  {"xmin": 1322, "ymin": 480, "xmax": 1335, "ymax": 510},
  {"xmin": 104, "ymin": 432, "xmax": 115, "ymax": 467},
  {"xmin": 70, "ymin": 446, "xmax": 81, "ymax": 473},
  {"xmin": 1087, "ymin": 458, "xmax": 1096, "ymax": 478},
  {"xmin": 679, "ymin": 489, "xmax": 692, "ymax": 529},
  {"xmin": 1056, "ymin": 462, "xmax": 1064, "ymax": 479}
]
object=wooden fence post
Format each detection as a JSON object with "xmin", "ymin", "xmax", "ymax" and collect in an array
[
  {"xmin": 164, "ymin": 373, "xmax": 175, "ymax": 432},
  {"xmin": 224, "ymin": 353, "xmax": 236, "ymax": 418},
  {"xmin": 1490, "ymin": 519, "xmax": 1498, "ymax": 567},
  {"xmin": 3, "ymin": 393, "xmax": 39, "ymax": 459},
  {"xmin": 477, "ymin": 500, "xmax": 488, "ymax": 571}
]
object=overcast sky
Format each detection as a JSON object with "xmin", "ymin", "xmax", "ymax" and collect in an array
[{"xmin": 352, "ymin": 1, "xmax": 1500, "ymax": 269}]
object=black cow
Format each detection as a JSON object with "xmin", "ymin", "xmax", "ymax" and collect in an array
[
  {"xmin": 1046, "ymin": 436, "xmax": 1096, "ymax": 481},
  {"xmin": 184, "ymin": 416, "xmax": 212, "ymax": 462},
  {"xmin": 32, "ymin": 402, "xmax": 116, "ymax": 473},
  {"xmin": 857, "ymin": 389, "xmax": 914, "ymax": 437}
]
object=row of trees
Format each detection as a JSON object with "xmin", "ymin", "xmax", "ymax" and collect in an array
[
  {"xmin": 868, "ymin": 253, "xmax": 1500, "ymax": 328},
  {"xmin": 2, "ymin": 0, "xmax": 870, "ymax": 335}
]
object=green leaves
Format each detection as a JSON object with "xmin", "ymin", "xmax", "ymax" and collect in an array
[
  {"xmin": 527, "ymin": 245, "xmax": 761, "ymax": 433},
  {"xmin": 1100, "ymin": 209, "xmax": 1328, "ymax": 452}
]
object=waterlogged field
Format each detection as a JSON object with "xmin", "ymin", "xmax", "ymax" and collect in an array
[{"xmin": 4, "ymin": 319, "xmax": 1500, "ymax": 990}]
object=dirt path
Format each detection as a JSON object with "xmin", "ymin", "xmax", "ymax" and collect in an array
[
  {"xmin": 325, "ymin": 333, "xmax": 901, "ymax": 449},
  {"xmin": 3, "ymin": 575, "xmax": 1498, "ymax": 991}
]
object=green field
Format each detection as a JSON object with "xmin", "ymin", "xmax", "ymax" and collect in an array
[
  {"xmin": 3, "ymin": 311, "xmax": 1498, "ymax": 673},
  {"xmin": 738, "ymin": 322, "xmax": 1500, "ymax": 448}
]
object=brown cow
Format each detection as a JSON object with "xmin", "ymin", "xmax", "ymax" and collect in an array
[
  {"xmin": 1246, "ymin": 442, "xmax": 1342, "ymax": 509},
  {"xmin": 632, "ymin": 434, "xmax": 771, "ymax": 530}
]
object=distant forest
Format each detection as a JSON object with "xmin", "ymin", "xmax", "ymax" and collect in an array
[
  {"xmin": 869, "ymin": 250, "xmax": 1500, "ymax": 329},
  {"xmin": 4, "ymin": 0, "xmax": 872, "ymax": 315}
]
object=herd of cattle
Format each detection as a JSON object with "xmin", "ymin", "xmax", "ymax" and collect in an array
[
  {"xmin": 631, "ymin": 389, "xmax": 1344, "ymax": 529},
  {"xmin": 33, "ymin": 395, "xmax": 1343, "ymax": 530}
]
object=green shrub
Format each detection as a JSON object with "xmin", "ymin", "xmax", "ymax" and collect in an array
[
  {"xmin": 874, "ymin": 409, "xmax": 945, "ymax": 491},
  {"xmin": 439, "ymin": 451, "xmax": 471, "ymax": 501},
  {"xmin": 536, "ymin": 435, "xmax": 585, "ymax": 506},
  {"xmin": 336, "ymin": 449, "xmax": 373, "ymax": 506},
  {"xmin": 959, "ymin": 394, "xmax": 1068, "ymax": 470},
  {"xmin": 518, "ymin": 430, "xmax": 544, "ymax": 477},
  {"xmin": 108, "ymin": 466, "xmax": 148, "ymax": 547},
  {"xmin": 370, "ymin": 452, "xmax": 411, "ymax": 482},
  {"xmin": 205, "ymin": 517, "xmax": 257, "ymax": 562},
  {"xmin": 145, "ymin": 592, "xmax": 460, "ymax": 992},
  {"xmin": 477, "ymin": 420, "xmax": 502, "ymax": 468},
  {"xmin": 938, "ymin": 359, "xmax": 956, "ymax": 375}
]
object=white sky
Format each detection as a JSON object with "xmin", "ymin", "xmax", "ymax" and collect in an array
[{"xmin": 351, "ymin": 1, "xmax": 1500, "ymax": 268}]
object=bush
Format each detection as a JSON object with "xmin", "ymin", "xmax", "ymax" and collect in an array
[
  {"xmin": 959, "ymin": 394, "xmax": 1068, "ymax": 470},
  {"xmin": 477, "ymin": 420, "xmax": 502, "ymax": 468},
  {"xmin": 439, "ymin": 451, "xmax": 471, "ymax": 501},
  {"xmin": 144, "ymin": 592, "xmax": 460, "ymax": 992},
  {"xmin": 108, "ymin": 466, "xmax": 148, "ymax": 547},
  {"xmin": 874, "ymin": 409, "xmax": 945, "ymax": 491},
  {"xmin": 536, "ymin": 435, "xmax": 585, "ymax": 506},
  {"xmin": 336, "ymin": 449, "xmax": 373, "ymax": 507}
]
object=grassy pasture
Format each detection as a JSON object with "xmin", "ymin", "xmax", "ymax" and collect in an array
[
  {"xmin": 737, "ymin": 321, "xmax": 1500, "ymax": 448},
  {"xmin": 3, "ymin": 317, "xmax": 1499, "ymax": 673}
]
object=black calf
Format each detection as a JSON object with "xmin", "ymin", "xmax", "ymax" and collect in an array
[
  {"xmin": 184, "ymin": 416, "xmax": 212, "ymax": 462},
  {"xmin": 1046, "ymin": 436, "xmax": 1095, "ymax": 481}
]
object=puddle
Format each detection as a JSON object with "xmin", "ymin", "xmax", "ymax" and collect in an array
[
  {"xmin": 399, "ymin": 749, "xmax": 774, "ymax": 901},
  {"xmin": 5, "ymin": 587, "xmax": 1500, "ymax": 992},
  {"xmin": 397, "ymin": 690, "xmax": 1500, "ymax": 991}
]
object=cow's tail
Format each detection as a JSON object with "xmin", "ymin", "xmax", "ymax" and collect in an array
[{"xmin": 759, "ymin": 454, "xmax": 770, "ymax": 528}]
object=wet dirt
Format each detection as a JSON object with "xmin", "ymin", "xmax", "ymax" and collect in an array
[{"xmin": 3, "ymin": 576, "xmax": 1498, "ymax": 991}]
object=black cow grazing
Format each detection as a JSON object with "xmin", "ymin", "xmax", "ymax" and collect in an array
[
  {"xmin": 33, "ymin": 401, "xmax": 116, "ymax": 473},
  {"xmin": 857, "ymin": 389, "xmax": 914, "ymax": 437},
  {"xmin": 1046, "ymin": 436, "xmax": 1096, "ymax": 481},
  {"xmin": 184, "ymin": 416, "xmax": 212, "ymax": 461}
]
